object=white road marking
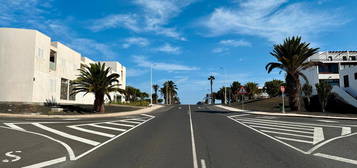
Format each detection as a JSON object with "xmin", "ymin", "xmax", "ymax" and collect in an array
[
  {"xmin": 22, "ymin": 156, "xmax": 66, "ymax": 168},
  {"xmin": 88, "ymin": 124, "xmax": 127, "ymax": 132},
  {"xmin": 74, "ymin": 114, "xmax": 155, "ymax": 160},
  {"xmin": 126, "ymin": 118, "xmax": 146, "ymax": 122},
  {"xmin": 229, "ymin": 114, "xmax": 251, "ymax": 118},
  {"xmin": 32, "ymin": 123, "xmax": 100, "ymax": 146},
  {"xmin": 179, "ymin": 107, "xmax": 182, "ymax": 109},
  {"xmin": 188, "ymin": 105, "xmax": 199, "ymax": 168},
  {"xmin": 201, "ymin": 159, "xmax": 207, "ymax": 168},
  {"xmin": 119, "ymin": 120, "xmax": 141, "ymax": 124},
  {"xmin": 235, "ymin": 118, "xmax": 316, "ymax": 129},
  {"xmin": 104, "ymin": 122, "xmax": 135, "ymax": 127},
  {"xmin": 317, "ymin": 120, "xmax": 338, "ymax": 123},
  {"xmin": 4, "ymin": 123, "xmax": 25, "ymax": 131},
  {"xmin": 313, "ymin": 128, "xmax": 324, "ymax": 144},
  {"xmin": 308, "ymin": 132, "xmax": 357, "ymax": 154},
  {"xmin": 241, "ymin": 121, "xmax": 314, "ymax": 131},
  {"xmin": 228, "ymin": 117, "xmax": 309, "ymax": 154},
  {"xmin": 275, "ymin": 136, "xmax": 313, "ymax": 144},
  {"xmin": 0, "ymin": 126, "xmax": 75, "ymax": 160},
  {"xmin": 233, "ymin": 117, "xmax": 344, "ymax": 128},
  {"xmin": 67, "ymin": 125, "xmax": 115, "ymax": 138},
  {"xmin": 314, "ymin": 153, "xmax": 357, "ymax": 165},
  {"xmin": 249, "ymin": 125, "xmax": 313, "ymax": 134},
  {"xmin": 260, "ymin": 130, "xmax": 312, "ymax": 138},
  {"xmin": 341, "ymin": 127, "xmax": 351, "ymax": 135}
]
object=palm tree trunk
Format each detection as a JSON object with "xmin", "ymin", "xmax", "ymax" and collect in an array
[
  {"xmin": 210, "ymin": 80, "xmax": 213, "ymax": 104},
  {"xmin": 286, "ymin": 74, "xmax": 300, "ymax": 111},
  {"xmin": 94, "ymin": 93, "xmax": 105, "ymax": 113}
]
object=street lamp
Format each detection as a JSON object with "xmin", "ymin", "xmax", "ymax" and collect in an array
[
  {"xmin": 220, "ymin": 67, "xmax": 227, "ymax": 105},
  {"xmin": 150, "ymin": 64, "xmax": 153, "ymax": 106}
]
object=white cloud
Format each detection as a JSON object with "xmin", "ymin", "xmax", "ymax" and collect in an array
[
  {"xmin": 133, "ymin": 55, "xmax": 198, "ymax": 71},
  {"xmin": 219, "ymin": 39, "xmax": 251, "ymax": 47},
  {"xmin": 122, "ymin": 37, "xmax": 150, "ymax": 48},
  {"xmin": 156, "ymin": 43, "xmax": 181, "ymax": 54},
  {"xmin": 212, "ymin": 47, "xmax": 228, "ymax": 53},
  {"xmin": 88, "ymin": 0, "xmax": 195, "ymax": 40},
  {"xmin": 126, "ymin": 68, "xmax": 148, "ymax": 77},
  {"xmin": 202, "ymin": 0, "xmax": 346, "ymax": 42},
  {"xmin": 69, "ymin": 38, "xmax": 117, "ymax": 59},
  {"xmin": 89, "ymin": 14, "xmax": 140, "ymax": 32}
]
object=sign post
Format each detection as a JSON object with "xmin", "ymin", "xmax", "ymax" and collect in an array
[
  {"xmin": 280, "ymin": 86, "xmax": 286, "ymax": 113},
  {"xmin": 238, "ymin": 86, "xmax": 247, "ymax": 110}
]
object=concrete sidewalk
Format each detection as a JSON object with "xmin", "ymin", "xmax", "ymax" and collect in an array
[
  {"xmin": 0, "ymin": 105, "xmax": 164, "ymax": 119},
  {"xmin": 215, "ymin": 105, "xmax": 357, "ymax": 120}
]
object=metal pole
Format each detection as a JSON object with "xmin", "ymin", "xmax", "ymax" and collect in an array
[
  {"xmin": 282, "ymin": 92, "xmax": 285, "ymax": 113},
  {"xmin": 150, "ymin": 66, "xmax": 152, "ymax": 105},
  {"xmin": 241, "ymin": 95, "xmax": 244, "ymax": 110}
]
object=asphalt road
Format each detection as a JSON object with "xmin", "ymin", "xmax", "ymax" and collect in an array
[{"xmin": 1, "ymin": 105, "xmax": 357, "ymax": 168}]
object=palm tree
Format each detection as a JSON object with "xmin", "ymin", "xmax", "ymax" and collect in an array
[
  {"xmin": 245, "ymin": 82, "xmax": 259, "ymax": 99},
  {"xmin": 302, "ymin": 83, "xmax": 313, "ymax": 105},
  {"xmin": 152, "ymin": 84, "xmax": 159, "ymax": 104},
  {"xmin": 315, "ymin": 81, "xmax": 332, "ymax": 112},
  {"xmin": 208, "ymin": 75, "xmax": 215, "ymax": 104},
  {"xmin": 71, "ymin": 62, "xmax": 120, "ymax": 113},
  {"xmin": 266, "ymin": 36, "xmax": 320, "ymax": 111},
  {"xmin": 160, "ymin": 81, "xmax": 178, "ymax": 104}
]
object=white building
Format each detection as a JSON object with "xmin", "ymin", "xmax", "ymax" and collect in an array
[
  {"xmin": 340, "ymin": 66, "xmax": 357, "ymax": 98},
  {"xmin": 0, "ymin": 28, "xmax": 126, "ymax": 104},
  {"xmin": 301, "ymin": 51, "xmax": 357, "ymax": 107}
]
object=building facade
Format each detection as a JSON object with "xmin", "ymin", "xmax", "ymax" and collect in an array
[
  {"xmin": 340, "ymin": 66, "xmax": 357, "ymax": 98},
  {"xmin": 0, "ymin": 28, "xmax": 126, "ymax": 104},
  {"xmin": 301, "ymin": 51, "xmax": 357, "ymax": 94}
]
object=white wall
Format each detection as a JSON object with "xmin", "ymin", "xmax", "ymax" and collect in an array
[
  {"xmin": 0, "ymin": 28, "xmax": 36, "ymax": 102},
  {"xmin": 340, "ymin": 66, "xmax": 357, "ymax": 97}
]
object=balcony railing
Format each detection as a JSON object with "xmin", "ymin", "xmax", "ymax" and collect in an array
[{"xmin": 311, "ymin": 58, "xmax": 357, "ymax": 62}]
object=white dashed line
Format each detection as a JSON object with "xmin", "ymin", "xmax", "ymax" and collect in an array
[
  {"xmin": 119, "ymin": 120, "xmax": 141, "ymax": 124},
  {"xmin": 188, "ymin": 105, "xmax": 199, "ymax": 168},
  {"xmin": 200, "ymin": 159, "xmax": 207, "ymax": 168},
  {"xmin": 88, "ymin": 124, "xmax": 127, "ymax": 132},
  {"xmin": 104, "ymin": 122, "xmax": 135, "ymax": 127},
  {"xmin": 341, "ymin": 127, "xmax": 351, "ymax": 135},
  {"xmin": 67, "ymin": 125, "xmax": 115, "ymax": 138}
]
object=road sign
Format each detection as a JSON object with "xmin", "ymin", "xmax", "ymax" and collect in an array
[
  {"xmin": 280, "ymin": 86, "xmax": 285, "ymax": 93},
  {"xmin": 238, "ymin": 86, "xmax": 247, "ymax": 95}
]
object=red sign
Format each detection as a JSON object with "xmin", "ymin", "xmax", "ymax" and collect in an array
[
  {"xmin": 238, "ymin": 86, "xmax": 247, "ymax": 94},
  {"xmin": 280, "ymin": 86, "xmax": 285, "ymax": 93}
]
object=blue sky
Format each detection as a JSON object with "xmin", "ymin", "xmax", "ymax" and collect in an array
[{"xmin": 1, "ymin": 0, "xmax": 357, "ymax": 104}]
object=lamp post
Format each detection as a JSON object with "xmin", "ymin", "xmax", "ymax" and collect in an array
[
  {"xmin": 150, "ymin": 64, "xmax": 153, "ymax": 106},
  {"xmin": 220, "ymin": 67, "xmax": 227, "ymax": 104}
]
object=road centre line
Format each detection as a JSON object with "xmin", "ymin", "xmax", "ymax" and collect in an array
[
  {"xmin": 67, "ymin": 125, "xmax": 115, "ymax": 138},
  {"xmin": 200, "ymin": 159, "xmax": 207, "ymax": 168},
  {"xmin": 314, "ymin": 153, "xmax": 357, "ymax": 165},
  {"xmin": 233, "ymin": 117, "xmax": 344, "ymax": 128},
  {"xmin": 188, "ymin": 105, "xmax": 199, "ymax": 168},
  {"xmin": 241, "ymin": 121, "xmax": 314, "ymax": 131},
  {"xmin": 249, "ymin": 125, "xmax": 313, "ymax": 134},
  {"xmin": 88, "ymin": 124, "xmax": 127, "ymax": 131},
  {"xmin": 22, "ymin": 156, "xmax": 66, "ymax": 168},
  {"xmin": 32, "ymin": 123, "xmax": 100, "ymax": 146},
  {"xmin": 260, "ymin": 130, "xmax": 312, "ymax": 138}
]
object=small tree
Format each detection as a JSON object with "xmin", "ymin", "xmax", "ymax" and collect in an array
[
  {"xmin": 302, "ymin": 83, "xmax": 313, "ymax": 105},
  {"xmin": 315, "ymin": 81, "xmax": 332, "ymax": 112},
  {"xmin": 264, "ymin": 79, "xmax": 285, "ymax": 97},
  {"xmin": 245, "ymin": 82, "xmax": 259, "ymax": 99}
]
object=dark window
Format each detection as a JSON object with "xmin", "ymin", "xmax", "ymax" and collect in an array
[
  {"xmin": 69, "ymin": 81, "xmax": 76, "ymax": 101},
  {"xmin": 350, "ymin": 56, "xmax": 356, "ymax": 61},
  {"xmin": 344, "ymin": 75, "xmax": 349, "ymax": 88},
  {"xmin": 50, "ymin": 50, "xmax": 57, "ymax": 71},
  {"xmin": 318, "ymin": 63, "xmax": 339, "ymax": 74},
  {"xmin": 319, "ymin": 79, "xmax": 339, "ymax": 87},
  {"xmin": 328, "ymin": 56, "xmax": 333, "ymax": 61},
  {"xmin": 355, "ymin": 73, "xmax": 357, "ymax": 80},
  {"xmin": 60, "ymin": 78, "xmax": 68, "ymax": 100},
  {"xmin": 343, "ymin": 56, "xmax": 347, "ymax": 61}
]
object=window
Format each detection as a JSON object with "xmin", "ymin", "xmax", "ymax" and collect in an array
[
  {"xmin": 344, "ymin": 75, "xmax": 349, "ymax": 88},
  {"xmin": 60, "ymin": 78, "xmax": 68, "ymax": 100},
  {"xmin": 38, "ymin": 48, "xmax": 43, "ymax": 58},
  {"xmin": 318, "ymin": 63, "xmax": 339, "ymax": 74},
  {"xmin": 343, "ymin": 56, "xmax": 347, "ymax": 61},
  {"xmin": 355, "ymin": 73, "xmax": 357, "ymax": 80},
  {"xmin": 50, "ymin": 50, "xmax": 57, "ymax": 71},
  {"xmin": 319, "ymin": 79, "xmax": 339, "ymax": 87},
  {"xmin": 350, "ymin": 56, "xmax": 356, "ymax": 61},
  {"xmin": 69, "ymin": 81, "xmax": 76, "ymax": 101},
  {"xmin": 328, "ymin": 56, "xmax": 333, "ymax": 61}
]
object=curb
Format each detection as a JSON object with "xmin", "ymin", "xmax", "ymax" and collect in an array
[
  {"xmin": 215, "ymin": 105, "xmax": 357, "ymax": 121},
  {"xmin": 0, "ymin": 105, "xmax": 164, "ymax": 119}
]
